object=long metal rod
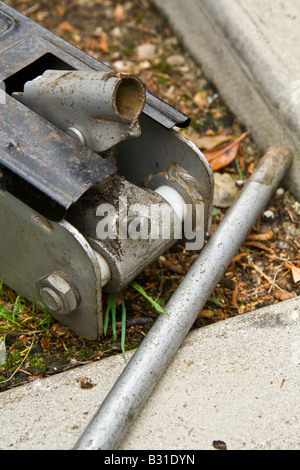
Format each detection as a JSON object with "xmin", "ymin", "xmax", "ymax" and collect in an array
[{"xmin": 74, "ymin": 147, "xmax": 292, "ymax": 450}]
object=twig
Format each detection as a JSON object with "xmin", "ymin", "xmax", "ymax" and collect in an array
[
  {"xmin": 2, "ymin": 338, "xmax": 34, "ymax": 384},
  {"xmin": 23, "ymin": 3, "xmax": 41, "ymax": 16},
  {"xmin": 249, "ymin": 260, "xmax": 283, "ymax": 291},
  {"xmin": 268, "ymin": 266, "xmax": 284, "ymax": 293}
]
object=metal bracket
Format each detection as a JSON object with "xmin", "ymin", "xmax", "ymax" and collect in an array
[
  {"xmin": 0, "ymin": 188, "xmax": 103, "ymax": 339},
  {"xmin": 12, "ymin": 70, "xmax": 146, "ymax": 153}
]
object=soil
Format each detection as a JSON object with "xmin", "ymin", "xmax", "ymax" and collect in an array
[{"xmin": 1, "ymin": 0, "xmax": 299, "ymax": 392}]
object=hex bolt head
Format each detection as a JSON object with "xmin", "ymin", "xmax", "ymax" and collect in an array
[{"xmin": 37, "ymin": 272, "xmax": 80, "ymax": 316}]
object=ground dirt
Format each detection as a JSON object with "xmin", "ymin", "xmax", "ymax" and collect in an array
[{"xmin": 0, "ymin": 0, "xmax": 299, "ymax": 391}]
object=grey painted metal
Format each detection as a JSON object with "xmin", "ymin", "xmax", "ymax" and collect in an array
[
  {"xmin": 0, "ymin": 3, "xmax": 199, "ymax": 223},
  {"xmin": 0, "ymin": 2, "xmax": 190, "ymax": 129},
  {"xmin": 13, "ymin": 70, "xmax": 146, "ymax": 153},
  {"xmin": 85, "ymin": 179, "xmax": 181, "ymax": 293},
  {"xmin": 0, "ymin": 2, "xmax": 213, "ymax": 339},
  {"xmin": 0, "ymin": 189, "xmax": 103, "ymax": 340},
  {"xmin": 116, "ymin": 115, "xmax": 214, "ymax": 239},
  {"xmin": 74, "ymin": 146, "xmax": 292, "ymax": 450}
]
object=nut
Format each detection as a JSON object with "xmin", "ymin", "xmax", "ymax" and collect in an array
[{"xmin": 37, "ymin": 272, "xmax": 80, "ymax": 315}]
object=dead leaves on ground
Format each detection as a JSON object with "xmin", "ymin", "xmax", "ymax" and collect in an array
[
  {"xmin": 114, "ymin": 3, "xmax": 125, "ymax": 23},
  {"xmin": 203, "ymin": 131, "xmax": 251, "ymax": 172},
  {"xmin": 182, "ymin": 129, "xmax": 251, "ymax": 173},
  {"xmin": 274, "ymin": 290, "xmax": 297, "ymax": 301},
  {"xmin": 188, "ymin": 126, "xmax": 300, "ymax": 304},
  {"xmin": 283, "ymin": 263, "xmax": 300, "ymax": 284}
]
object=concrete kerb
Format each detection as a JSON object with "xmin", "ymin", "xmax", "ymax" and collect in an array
[
  {"xmin": 150, "ymin": 0, "xmax": 300, "ymax": 201},
  {"xmin": 0, "ymin": 297, "xmax": 299, "ymax": 450}
]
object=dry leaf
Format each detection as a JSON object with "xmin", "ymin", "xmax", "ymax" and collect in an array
[
  {"xmin": 199, "ymin": 309, "xmax": 214, "ymax": 318},
  {"xmin": 98, "ymin": 32, "xmax": 109, "ymax": 54},
  {"xmin": 204, "ymin": 131, "xmax": 250, "ymax": 172},
  {"xmin": 243, "ymin": 240, "xmax": 273, "ymax": 252},
  {"xmin": 193, "ymin": 134, "xmax": 231, "ymax": 150},
  {"xmin": 58, "ymin": 21, "xmax": 75, "ymax": 33},
  {"xmin": 210, "ymin": 145, "xmax": 239, "ymax": 171},
  {"xmin": 136, "ymin": 43, "xmax": 157, "ymax": 59},
  {"xmin": 231, "ymin": 253, "xmax": 249, "ymax": 264},
  {"xmin": 28, "ymin": 375, "xmax": 43, "ymax": 382},
  {"xmin": 284, "ymin": 263, "xmax": 300, "ymax": 283},
  {"xmin": 193, "ymin": 91, "xmax": 208, "ymax": 108},
  {"xmin": 275, "ymin": 290, "xmax": 296, "ymax": 301},
  {"xmin": 57, "ymin": 6, "xmax": 67, "ymax": 16},
  {"xmin": 231, "ymin": 282, "xmax": 239, "ymax": 309},
  {"xmin": 40, "ymin": 334, "xmax": 51, "ymax": 351},
  {"xmin": 247, "ymin": 231, "xmax": 274, "ymax": 241},
  {"xmin": 51, "ymin": 323, "xmax": 67, "ymax": 337},
  {"xmin": 159, "ymin": 256, "xmax": 185, "ymax": 274},
  {"xmin": 114, "ymin": 4, "xmax": 124, "ymax": 22},
  {"xmin": 36, "ymin": 11, "xmax": 49, "ymax": 22},
  {"xmin": 292, "ymin": 266, "xmax": 300, "ymax": 283},
  {"xmin": 213, "ymin": 172, "xmax": 239, "ymax": 208}
]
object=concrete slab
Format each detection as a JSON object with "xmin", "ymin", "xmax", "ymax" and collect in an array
[
  {"xmin": 1, "ymin": 297, "xmax": 299, "ymax": 450},
  {"xmin": 150, "ymin": 0, "xmax": 300, "ymax": 201}
]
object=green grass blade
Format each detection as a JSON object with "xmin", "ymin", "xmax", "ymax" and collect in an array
[
  {"xmin": 121, "ymin": 291, "xmax": 127, "ymax": 362},
  {"xmin": 104, "ymin": 293, "xmax": 118, "ymax": 337},
  {"xmin": 235, "ymin": 158, "xmax": 244, "ymax": 181},
  {"xmin": 130, "ymin": 282, "xmax": 169, "ymax": 316},
  {"xmin": 103, "ymin": 298, "xmax": 111, "ymax": 336},
  {"xmin": 111, "ymin": 294, "xmax": 117, "ymax": 340},
  {"xmin": 209, "ymin": 296, "xmax": 224, "ymax": 307},
  {"xmin": 0, "ymin": 278, "xmax": 4, "ymax": 296}
]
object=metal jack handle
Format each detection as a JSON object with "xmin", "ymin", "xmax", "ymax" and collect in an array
[{"xmin": 74, "ymin": 147, "xmax": 292, "ymax": 450}]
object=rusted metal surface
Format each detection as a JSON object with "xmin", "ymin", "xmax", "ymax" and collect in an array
[
  {"xmin": 0, "ymin": 2, "xmax": 214, "ymax": 340},
  {"xmin": 117, "ymin": 115, "xmax": 214, "ymax": 238},
  {"xmin": 0, "ymin": 94, "xmax": 116, "ymax": 221},
  {"xmin": 70, "ymin": 176, "xmax": 181, "ymax": 293},
  {"xmin": 13, "ymin": 70, "xmax": 146, "ymax": 153},
  {"xmin": 74, "ymin": 147, "xmax": 292, "ymax": 450},
  {"xmin": 0, "ymin": 2, "xmax": 193, "ymax": 220},
  {"xmin": 0, "ymin": 2, "xmax": 190, "ymax": 129}
]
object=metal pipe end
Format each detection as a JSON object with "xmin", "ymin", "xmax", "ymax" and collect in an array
[{"xmin": 114, "ymin": 75, "xmax": 146, "ymax": 122}]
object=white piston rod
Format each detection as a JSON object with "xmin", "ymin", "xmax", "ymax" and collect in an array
[
  {"xmin": 93, "ymin": 250, "xmax": 112, "ymax": 287},
  {"xmin": 155, "ymin": 185, "xmax": 188, "ymax": 222}
]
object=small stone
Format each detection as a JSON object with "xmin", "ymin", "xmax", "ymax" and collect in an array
[
  {"xmin": 276, "ymin": 187, "xmax": 285, "ymax": 196},
  {"xmin": 166, "ymin": 54, "xmax": 186, "ymax": 66},
  {"xmin": 277, "ymin": 240, "xmax": 291, "ymax": 250},
  {"xmin": 111, "ymin": 26, "xmax": 123, "ymax": 38},
  {"xmin": 263, "ymin": 210, "xmax": 275, "ymax": 221},
  {"xmin": 136, "ymin": 43, "xmax": 157, "ymax": 59},
  {"xmin": 138, "ymin": 60, "xmax": 151, "ymax": 70},
  {"xmin": 113, "ymin": 60, "xmax": 132, "ymax": 72}
]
